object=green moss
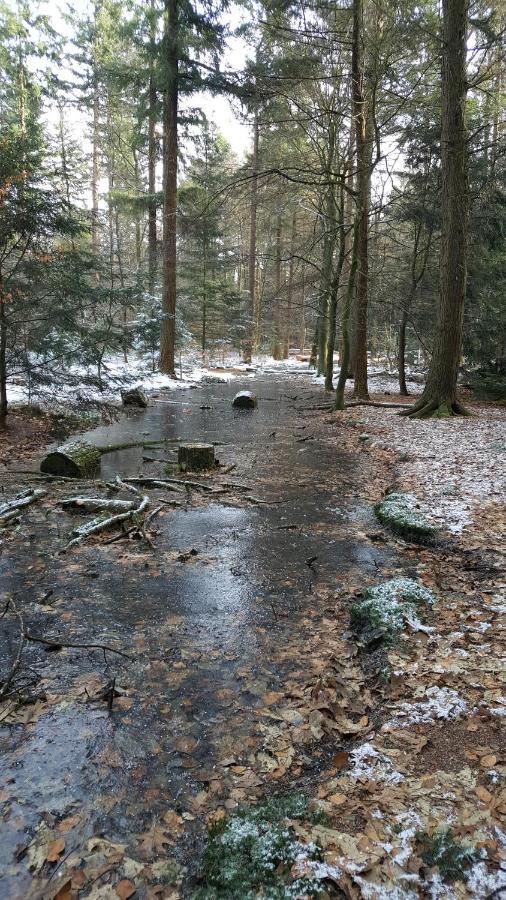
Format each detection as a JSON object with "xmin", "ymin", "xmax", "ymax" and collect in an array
[
  {"xmin": 350, "ymin": 577, "xmax": 436, "ymax": 644},
  {"xmin": 375, "ymin": 492, "xmax": 438, "ymax": 542},
  {"xmin": 417, "ymin": 829, "xmax": 477, "ymax": 883},
  {"xmin": 195, "ymin": 795, "xmax": 325, "ymax": 899}
]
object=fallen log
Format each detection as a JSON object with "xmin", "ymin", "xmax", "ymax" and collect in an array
[
  {"xmin": 41, "ymin": 441, "xmax": 102, "ymax": 478},
  {"xmin": 41, "ymin": 438, "xmax": 179, "ymax": 479},
  {"xmin": 0, "ymin": 489, "xmax": 47, "ymax": 526},
  {"xmin": 232, "ymin": 391, "xmax": 258, "ymax": 409}
]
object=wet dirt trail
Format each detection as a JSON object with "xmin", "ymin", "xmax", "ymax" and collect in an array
[{"xmin": 0, "ymin": 371, "xmax": 398, "ymax": 897}]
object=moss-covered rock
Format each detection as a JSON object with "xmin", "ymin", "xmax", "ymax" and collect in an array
[
  {"xmin": 375, "ymin": 492, "xmax": 438, "ymax": 542},
  {"xmin": 350, "ymin": 577, "xmax": 436, "ymax": 644},
  {"xmin": 195, "ymin": 795, "xmax": 325, "ymax": 899}
]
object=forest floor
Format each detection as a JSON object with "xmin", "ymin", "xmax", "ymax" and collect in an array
[{"xmin": 0, "ymin": 367, "xmax": 504, "ymax": 899}]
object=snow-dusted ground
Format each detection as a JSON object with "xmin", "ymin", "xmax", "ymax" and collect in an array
[
  {"xmin": 354, "ymin": 404, "xmax": 506, "ymax": 535},
  {"xmin": 6, "ymin": 352, "xmax": 259, "ymax": 409}
]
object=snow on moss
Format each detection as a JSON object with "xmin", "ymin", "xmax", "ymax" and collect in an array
[
  {"xmin": 375, "ymin": 492, "xmax": 439, "ymax": 541},
  {"xmin": 350, "ymin": 577, "xmax": 436, "ymax": 642}
]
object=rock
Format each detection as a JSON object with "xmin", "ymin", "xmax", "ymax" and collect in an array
[
  {"xmin": 121, "ymin": 386, "xmax": 148, "ymax": 408},
  {"xmin": 232, "ymin": 391, "xmax": 258, "ymax": 409},
  {"xmin": 41, "ymin": 441, "xmax": 102, "ymax": 478},
  {"xmin": 178, "ymin": 442, "xmax": 215, "ymax": 472}
]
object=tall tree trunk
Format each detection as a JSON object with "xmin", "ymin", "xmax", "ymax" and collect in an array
[
  {"xmin": 335, "ymin": 214, "xmax": 360, "ymax": 410},
  {"xmin": 160, "ymin": 0, "xmax": 178, "ymax": 376},
  {"xmin": 403, "ymin": 0, "xmax": 469, "ymax": 418},
  {"xmin": 148, "ymin": 0, "xmax": 157, "ymax": 292},
  {"xmin": 244, "ymin": 108, "xmax": 259, "ymax": 363},
  {"xmin": 398, "ymin": 306, "xmax": 409, "ymax": 396},
  {"xmin": 0, "ymin": 280, "xmax": 7, "ymax": 424},
  {"xmin": 325, "ymin": 183, "xmax": 346, "ymax": 391},
  {"xmin": 272, "ymin": 215, "xmax": 283, "ymax": 360},
  {"xmin": 299, "ymin": 265, "xmax": 306, "ymax": 352},
  {"xmin": 339, "ymin": 119, "xmax": 356, "ymax": 371},
  {"xmin": 352, "ymin": 0, "xmax": 372, "ymax": 400},
  {"xmin": 283, "ymin": 211, "xmax": 296, "ymax": 359}
]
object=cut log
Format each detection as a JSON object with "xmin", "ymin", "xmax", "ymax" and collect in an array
[
  {"xmin": 41, "ymin": 441, "xmax": 102, "ymax": 478},
  {"xmin": 121, "ymin": 386, "xmax": 148, "ymax": 408},
  {"xmin": 178, "ymin": 442, "xmax": 215, "ymax": 472},
  {"xmin": 232, "ymin": 391, "xmax": 258, "ymax": 409}
]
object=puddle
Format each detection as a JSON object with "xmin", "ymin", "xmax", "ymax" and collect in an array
[{"xmin": 0, "ymin": 373, "xmax": 395, "ymax": 896}]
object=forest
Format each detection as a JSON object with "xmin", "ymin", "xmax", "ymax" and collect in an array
[{"xmin": 0, "ymin": 0, "xmax": 505, "ymax": 898}]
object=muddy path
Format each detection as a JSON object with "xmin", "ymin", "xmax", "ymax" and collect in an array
[{"xmin": 0, "ymin": 372, "xmax": 399, "ymax": 897}]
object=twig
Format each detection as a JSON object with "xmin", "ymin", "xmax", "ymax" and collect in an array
[
  {"xmin": 0, "ymin": 599, "xmax": 25, "ymax": 699},
  {"xmin": 23, "ymin": 631, "xmax": 132, "ymax": 659}
]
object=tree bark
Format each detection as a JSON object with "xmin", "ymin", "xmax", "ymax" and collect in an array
[
  {"xmin": 335, "ymin": 214, "xmax": 360, "ymax": 410},
  {"xmin": 0, "ymin": 294, "xmax": 7, "ymax": 424},
  {"xmin": 283, "ymin": 211, "xmax": 296, "ymax": 359},
  {"xmin": 402, "ymin": 0, "xmax": 469, "ymax": 417},
  {"xmin": 325, "ymin": 184, "xmax": 345, "ymax": 391},
  {"xmin": 272, "ymin": 215, "xmax": 283, "ymax": 360},
  {"xmin": 244, "ymin": 108, "xmax": 259, "ymax": 363},
  {"xmin": 147, "ymin": 9, "xmax": 158, "ymax": 293},
  {"xmin": 352, "ymin": 0, "xmax": 372, "ymax": 400},
  {"xmin": 160, "ymin": 0, "xmax": 178, "ymax": 376}
]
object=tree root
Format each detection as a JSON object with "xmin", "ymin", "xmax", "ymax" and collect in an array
[
  {"xmin": 345, "ymin": 400, "xmax": 412, "ymax": 409},
  {"xmin": 399, "ymin": 397, "xmax": 471, "ymax": 418}
]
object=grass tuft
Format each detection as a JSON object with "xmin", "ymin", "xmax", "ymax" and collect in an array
[
  {"xmin": 417, "ymin": 828, "xmax": 477, "ymax": 883},
  {"xmin": 350, "ymin": 577, "xmax": 436, "ymax": 644}
]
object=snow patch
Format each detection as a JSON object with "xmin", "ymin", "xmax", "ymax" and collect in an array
[{"xmin": 387, "ymin": 687, "xmax": 467, "ymax": 727}]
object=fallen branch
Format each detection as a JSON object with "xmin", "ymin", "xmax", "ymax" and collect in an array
[
  {"xmin": 60, "ymin": 497, "xmax": 138, "ymax": 514},
  {"xmin": 22, "ymin": 630, "xmax": 132, "ymax": 659},
  {"xmin": 123, "ymin": 475, "xmax": 210, "ymax": 493},
  {"xmin": 61, "ymin": 495, "xmax": 149, "ymax": 552},
  {"xmin": 0, "ymin": 489, "xmax": 47, "ymax": 526}
]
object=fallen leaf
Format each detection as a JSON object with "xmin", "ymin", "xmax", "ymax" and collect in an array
[
  {"xmin": 116, "ymin": 879, "xmax": 136, "ymax": 899},
  {"xmin": 332, "ymin": 751, "xmax": 350, "ymax": 770},
  {"xmin": 328, "ymin": 793, "xmax": 347, "ymax": 806},
  {"xmin": 46, "ymin": 838, "xmax": 65, "ymax": 862}
]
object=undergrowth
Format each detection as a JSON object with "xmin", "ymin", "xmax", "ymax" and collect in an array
[{"xmin": 195, "ymin": 794, "xmax": 326, "ymax": 899}]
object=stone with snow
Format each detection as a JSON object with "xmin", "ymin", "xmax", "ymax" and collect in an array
[{"xmin": 121, "ymin": 386, "xmax": 148, "ymax": 408}]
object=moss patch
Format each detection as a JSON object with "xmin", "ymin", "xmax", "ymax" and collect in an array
[
  {"xmin": 417, "ymin": 829, "xmax": 477, "ymax": 883},
  {"xmin": 350, "ymin": 577, "xmax": 436, "ymax": 644},
  {"xmin": 375, "ymin": 492, "xmax": 438, "ymax": 542},
  {"xmin": 195, "ymin": 795, "xmax": 326, "ymax": 898}
]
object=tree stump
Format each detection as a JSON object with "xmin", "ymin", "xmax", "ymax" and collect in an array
[
  {"xmin": 232, "ymin": 391, "xmax": 258, "ymax": 409},
  {"xmin": 41, "ymin": 441, "xmax": 102, "ymax": 478},
  {"xmin": 178, "ymin": 442, "xmax": 215, "ymax": 472},
  {"xmin": 121, "ymin": 386, "xmax": 148, "ymax": 408}
]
